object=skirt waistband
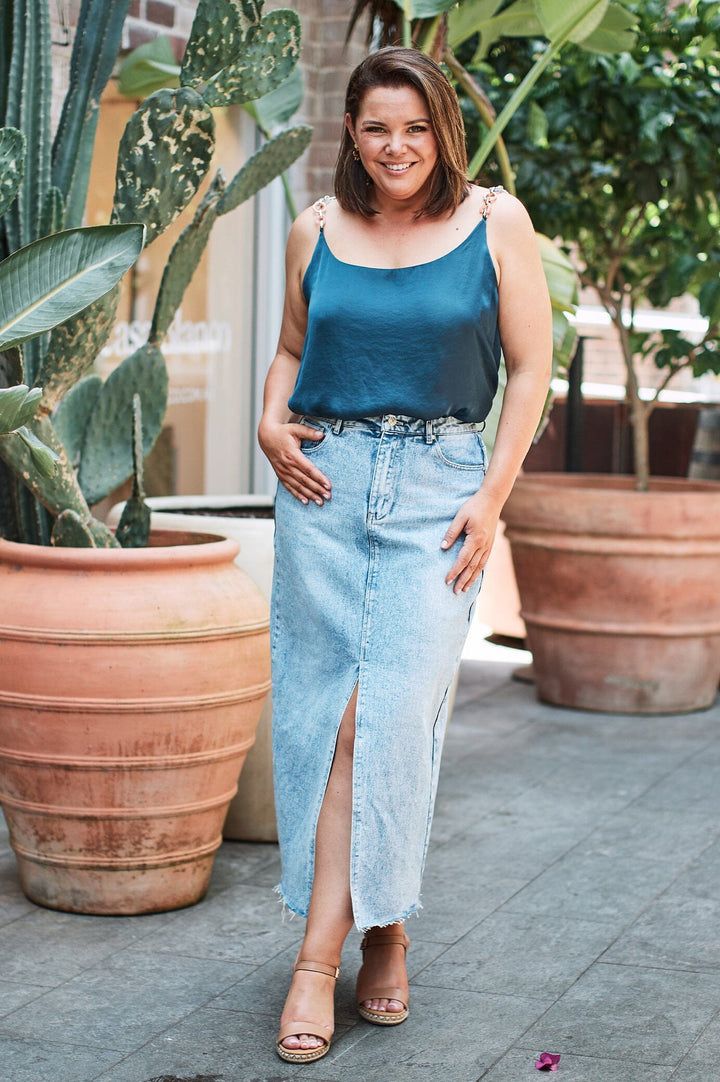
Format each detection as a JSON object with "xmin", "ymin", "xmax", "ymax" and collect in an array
[{"xmin": 299, "ymin": 414, "xmax": 486, "ymax": 441}]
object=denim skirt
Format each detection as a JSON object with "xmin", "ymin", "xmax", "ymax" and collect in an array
[{"xmin": 271, "ymin": 414, "xmax": 487, "ymax": 931}]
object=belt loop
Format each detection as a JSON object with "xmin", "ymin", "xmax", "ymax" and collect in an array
[
  {"xmin": 425, "ymin": 419, "xmax": 435, "ymax": 444},
  {"xmin": 333, "ymin": 418, "xmax": 344, "ymax": 435}
]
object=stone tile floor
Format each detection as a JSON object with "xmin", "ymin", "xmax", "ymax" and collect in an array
[{"xmin": 1, "ymin": 630, "xmax": 720, "ymax": 1082}]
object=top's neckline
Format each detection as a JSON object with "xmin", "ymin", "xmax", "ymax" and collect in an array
[{"xmin": 318, "ymin": 216, "xmax": 486, "ymax": 273}]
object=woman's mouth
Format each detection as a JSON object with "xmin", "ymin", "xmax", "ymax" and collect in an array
[{"xmin": 382, "ymin": 162, "xmax": 414, "ymax": 173}]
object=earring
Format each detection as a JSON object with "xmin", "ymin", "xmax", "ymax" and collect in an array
[{"xmin": 352, "ymin": 143, "xmax": 360, "ymax": 162}]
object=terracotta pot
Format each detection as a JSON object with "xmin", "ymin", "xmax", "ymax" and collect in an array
[
  {"xmin": 0, "ymin": 529, "xmax": 270, "ymax": 914},
  {"xmin": 109, "ymin": 496, "xmax": 278, "ymax": 843},
  {"xmin": 502, "ymin": 474, "xmax": 720, "ymax": 714}
]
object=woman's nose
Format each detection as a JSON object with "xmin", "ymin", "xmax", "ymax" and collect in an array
[{"xmin": 385, "ymin": 133, "xmax": 405, "ymax": 155}]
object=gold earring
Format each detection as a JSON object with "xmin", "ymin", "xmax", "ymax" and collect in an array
[{"xmin": 352, "ymin": 143, "xmax": 360, "ymax": 162}]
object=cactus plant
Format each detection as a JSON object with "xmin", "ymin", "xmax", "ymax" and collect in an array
[{"xmin": 0, "ymin": 0, "xmax": 312, "ymax": 548}]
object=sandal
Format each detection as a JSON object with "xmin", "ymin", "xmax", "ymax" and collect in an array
[
  {"xmin": 276, "ymin": 959, "xmax": 340, "ymax": 1063},
  {"xmin": 356, "ymin": 927, "xmax": 410, "ymax": 1026}
]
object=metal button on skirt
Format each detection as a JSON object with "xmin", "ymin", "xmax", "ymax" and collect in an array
[{"xmin": 271, "ymin": 415, "xmax": 487, "ymax": 931}]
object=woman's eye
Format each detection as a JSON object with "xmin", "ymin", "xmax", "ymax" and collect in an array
[{"xmin": 409, "ymin": 125, "xmax": 428, "ymax": 133}]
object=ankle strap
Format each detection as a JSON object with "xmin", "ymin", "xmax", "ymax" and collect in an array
[
  {"xmin": 294, "ymin": 959, "xmax": 340, "ymax": 979},
  {"xmin": 360, "ymin": 932, "xmax": 409, "ymax": 952}
]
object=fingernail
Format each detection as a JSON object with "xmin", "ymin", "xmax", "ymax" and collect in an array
[
  {"xmin": 440, "ymin": 540, "xmax": 449, "ymax": 549},
  {"xmin": 315, "ymin": 498, "xmax": 323, "ymax": 506}
]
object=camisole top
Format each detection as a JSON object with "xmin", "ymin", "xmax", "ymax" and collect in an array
[{"xmin": 288, "ymin": 191, "xmax": 503, "ymax": 424}]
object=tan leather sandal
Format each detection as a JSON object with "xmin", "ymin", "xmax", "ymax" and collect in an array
[
  {"xmin": 276, "ymin": 959, "xmax": 340, "ymax": 1064},
  {"xmin": 356, "ymin": 926, "xmax": 410, "ymax": 1025}
]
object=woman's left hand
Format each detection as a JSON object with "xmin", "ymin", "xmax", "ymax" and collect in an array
[{"xmin": 441, "ymin": 490, "xmax": 502, "ymax": 594}]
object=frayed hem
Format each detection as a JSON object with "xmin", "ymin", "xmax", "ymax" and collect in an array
[
  {"xmin": 273, "ymin": 883, "xmax": 307, "ymax": 922},
  {"xmin": 356, "ymin": 903, "xmax": 422, "ymax": 936}
]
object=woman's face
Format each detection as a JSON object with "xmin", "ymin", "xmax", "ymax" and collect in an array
[{"xmin": 346, "ymin": 84, "xmax": 439, "ymax": 206}]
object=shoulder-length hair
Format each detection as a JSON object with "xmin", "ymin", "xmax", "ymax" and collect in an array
[{"xmin": 335, "ymin": 47, "xmax": 469, "ymax": 219}]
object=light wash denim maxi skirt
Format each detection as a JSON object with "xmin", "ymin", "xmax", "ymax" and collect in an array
[{"xmin": 271, "ymin": 414, "xmax": 487, "ymax": 931}]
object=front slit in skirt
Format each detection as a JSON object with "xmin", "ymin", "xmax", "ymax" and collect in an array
[{"xmin": 271, "ymin": 414, "xmax": 487, "ymax": 931}]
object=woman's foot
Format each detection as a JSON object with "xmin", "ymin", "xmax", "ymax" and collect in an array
[
  {"xmin": 276, "ymin": 959, "xmax": 340, "ymax": 1063},
  {"xmin": 356, "ymin": 924, "xmax": 410, "ymax": 1025}
]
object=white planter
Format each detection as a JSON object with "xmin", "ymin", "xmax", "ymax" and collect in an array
[{"xmin": 109, "ymin": 496, "xmax": 277, "ymax": 842}]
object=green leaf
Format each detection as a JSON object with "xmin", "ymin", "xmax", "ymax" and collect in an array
[
  {"xmin": 0, "ymin": 126, "xmax": 25, "ymax": 217},
  {"xmin": 112, "ymin": 87, "xmax": 215, "ymax": 247},
  {"xmin": 16, "ymin": 425, "xmax": 59, "ymax": 477},
  {"xmin": 700, "ymin": 278, "xmax": 720, "ymax": 323},
  {"xmin": 535, "ymin": 0, "xmax": 610, "ymax": 45},
  {"xmin": 399, "ymin": 0, "xmax": 456, "ymax": 16},
  {"xmin": 217, "ymin": 126, "xmax": 313, "ymax": 215},
  {"xmin": 243, "ymin": 67, "xmax": 303, "ymax": 133},
  {"xmin": 448, "ymin": 0, "xmax": 542, "ymax": 52},
  {"xmin": 117, "ymin": 36, "xmax": 181, "ymax": 99},
  {"xmin": 0, "ymin": 224, "xmax": 145, "ymax": 351},
  {"xmin": 537, "ymin": 234, "xmax": 579, "ymax": 312},
  {"xmin": 581, "ymin": 2, "xmax": 639, "ymax": 53},
  {"xmin": 0, "ymin": 384, "xmax": 34, "ymax": 433},
  {"xmin": 527, "ymin": 101, "xmax": 549, "ymax": 147}
]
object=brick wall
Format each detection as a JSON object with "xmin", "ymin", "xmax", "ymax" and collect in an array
[{"xmin": 265, "ymin": 0, "xmax": 366, "ymax": 212}]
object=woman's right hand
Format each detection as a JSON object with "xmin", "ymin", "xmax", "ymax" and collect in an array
[{"xmin": 258, "ymin": 419, "xmax": 332, "ymax": 505}]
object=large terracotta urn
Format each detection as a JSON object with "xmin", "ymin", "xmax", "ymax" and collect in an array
[
  {"xmin": 0, "ymin": 529, "xmax": 270, "ymax": 914},
  {"xmin": 502, "ymin": 474, "xmax": 720, "ymax": 714}
]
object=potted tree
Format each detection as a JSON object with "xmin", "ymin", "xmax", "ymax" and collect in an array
[
  {"xmin": 481, "ymin": 0, "xmax": 720, "ymax": 712},
  {"xmin": 0, "ymin": 0, "xmax": 311, "ymax": 913}
]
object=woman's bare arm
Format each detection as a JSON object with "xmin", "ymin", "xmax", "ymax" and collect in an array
[
  {"xmin": 443, "ymin": 194, "xmax": 553, "ymax": 592},
  {"xmin": 258, "ymin": 207, "xmax": 332, "ymax": 506}
]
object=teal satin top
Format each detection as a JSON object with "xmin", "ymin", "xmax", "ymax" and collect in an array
[{"xmin": 288, "ymin": 205, "xmax": 501, "ymax": 424}]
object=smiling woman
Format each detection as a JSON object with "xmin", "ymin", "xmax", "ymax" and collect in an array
[{"xmin": 257, "ymin": 46, "xmax": 553, "ymax": 1064}]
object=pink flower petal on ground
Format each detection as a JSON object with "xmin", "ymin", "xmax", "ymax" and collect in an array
[{"xmin": 535, "ymin": 1051, "xmax": 561, "ymax": 1071}]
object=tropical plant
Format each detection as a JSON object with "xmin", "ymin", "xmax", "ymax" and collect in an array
[
  {"xmin": 468, "ymin": 0, "xmax": 720, "ymax": 489},
  {"xmin": 118, "ymin": 35, "xmax": 306, "ymax": 218},
  {"xmin": 0, "ymin": 0, "xmax": 312, "ymax": 547}
]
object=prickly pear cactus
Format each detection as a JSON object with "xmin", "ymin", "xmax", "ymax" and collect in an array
[
  {"xmin": 0, "ymin": 0, "xmax": 311, "ymax": 547},
  {"xmin": 51, "ymin": 508, "xmax": 96, "ymax": 547},
  {"xmin": 112, "ymin": 87, "xmax": 215, "ymax": 246},
  {"xmin": 77, "ymin": 344, "xmax": 168, "ymax": 506},
  {"xmin": 115, "ymin": 393, "xmax": 151, "ymax": 548}
]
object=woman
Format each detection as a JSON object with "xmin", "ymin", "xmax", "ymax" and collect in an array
[{"xmin": 259, "ymin": 46, "xmax": 552, "ymax": 1064}]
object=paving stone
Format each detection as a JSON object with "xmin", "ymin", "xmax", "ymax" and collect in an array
[
  {"xmin": 205, "ymin": 840, "xmax": 281, "ymax": 895},
  {"xmin": 603, "ymin": 890, "xmax": 720, "ymax": 972},
  {"xmin": 413, "ymin": 911, "xmax": 613, "ymax": 1000},
  {"xmin": 521, "ymin": 962, "xmax": 720, "ymax": 1065},
  {"xmin": 634, "ymin": 743, "xmax": 720, "ymax": 813},
  {"xmin": 479, "ymin": 1045, "xmax": 675, "ymax": 1081},
  {"xmin": 0, "ymin": 905, "xmax": 181, "ymax": 986},
  {"xmin": 0, "ymin": 950, "xmax": 252, "ymax": 1051},
  {"xmin": 575, "ymin": 803, "xmax": 720, "ymax": 866},
  {"xmin": 0, "ymin": 1036, "xmax": 124, "ymax": 1082},
  {"xmin": 323, "ymin": 984, "xmax": 547, "ymax": 1076},
  {"xmin": 417, "ymin": 837, "xmax": 528, "ymax": 943},
  {"xmin": 88, "ymin": 1005, "xmax": 353, "ymax": 1082},
  {"xmin": 503, "ymin": 849, "xmax": 682, "ymax": 925},
  {"xmin": 0, "ymin": 979, "xmax": 48, "ymax": 1018},
  {"xmin": 662, "ymin": 1011, "xmax": 720, "ymax": 1081},
  {"xmin": 124, "ymin": 883, "xmax": 304, "ymax": 967}
]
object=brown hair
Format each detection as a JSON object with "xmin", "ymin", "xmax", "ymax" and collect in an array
[{"xmin": 334, "ymin": 47, "xmax": 469, "ymax": 219}]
